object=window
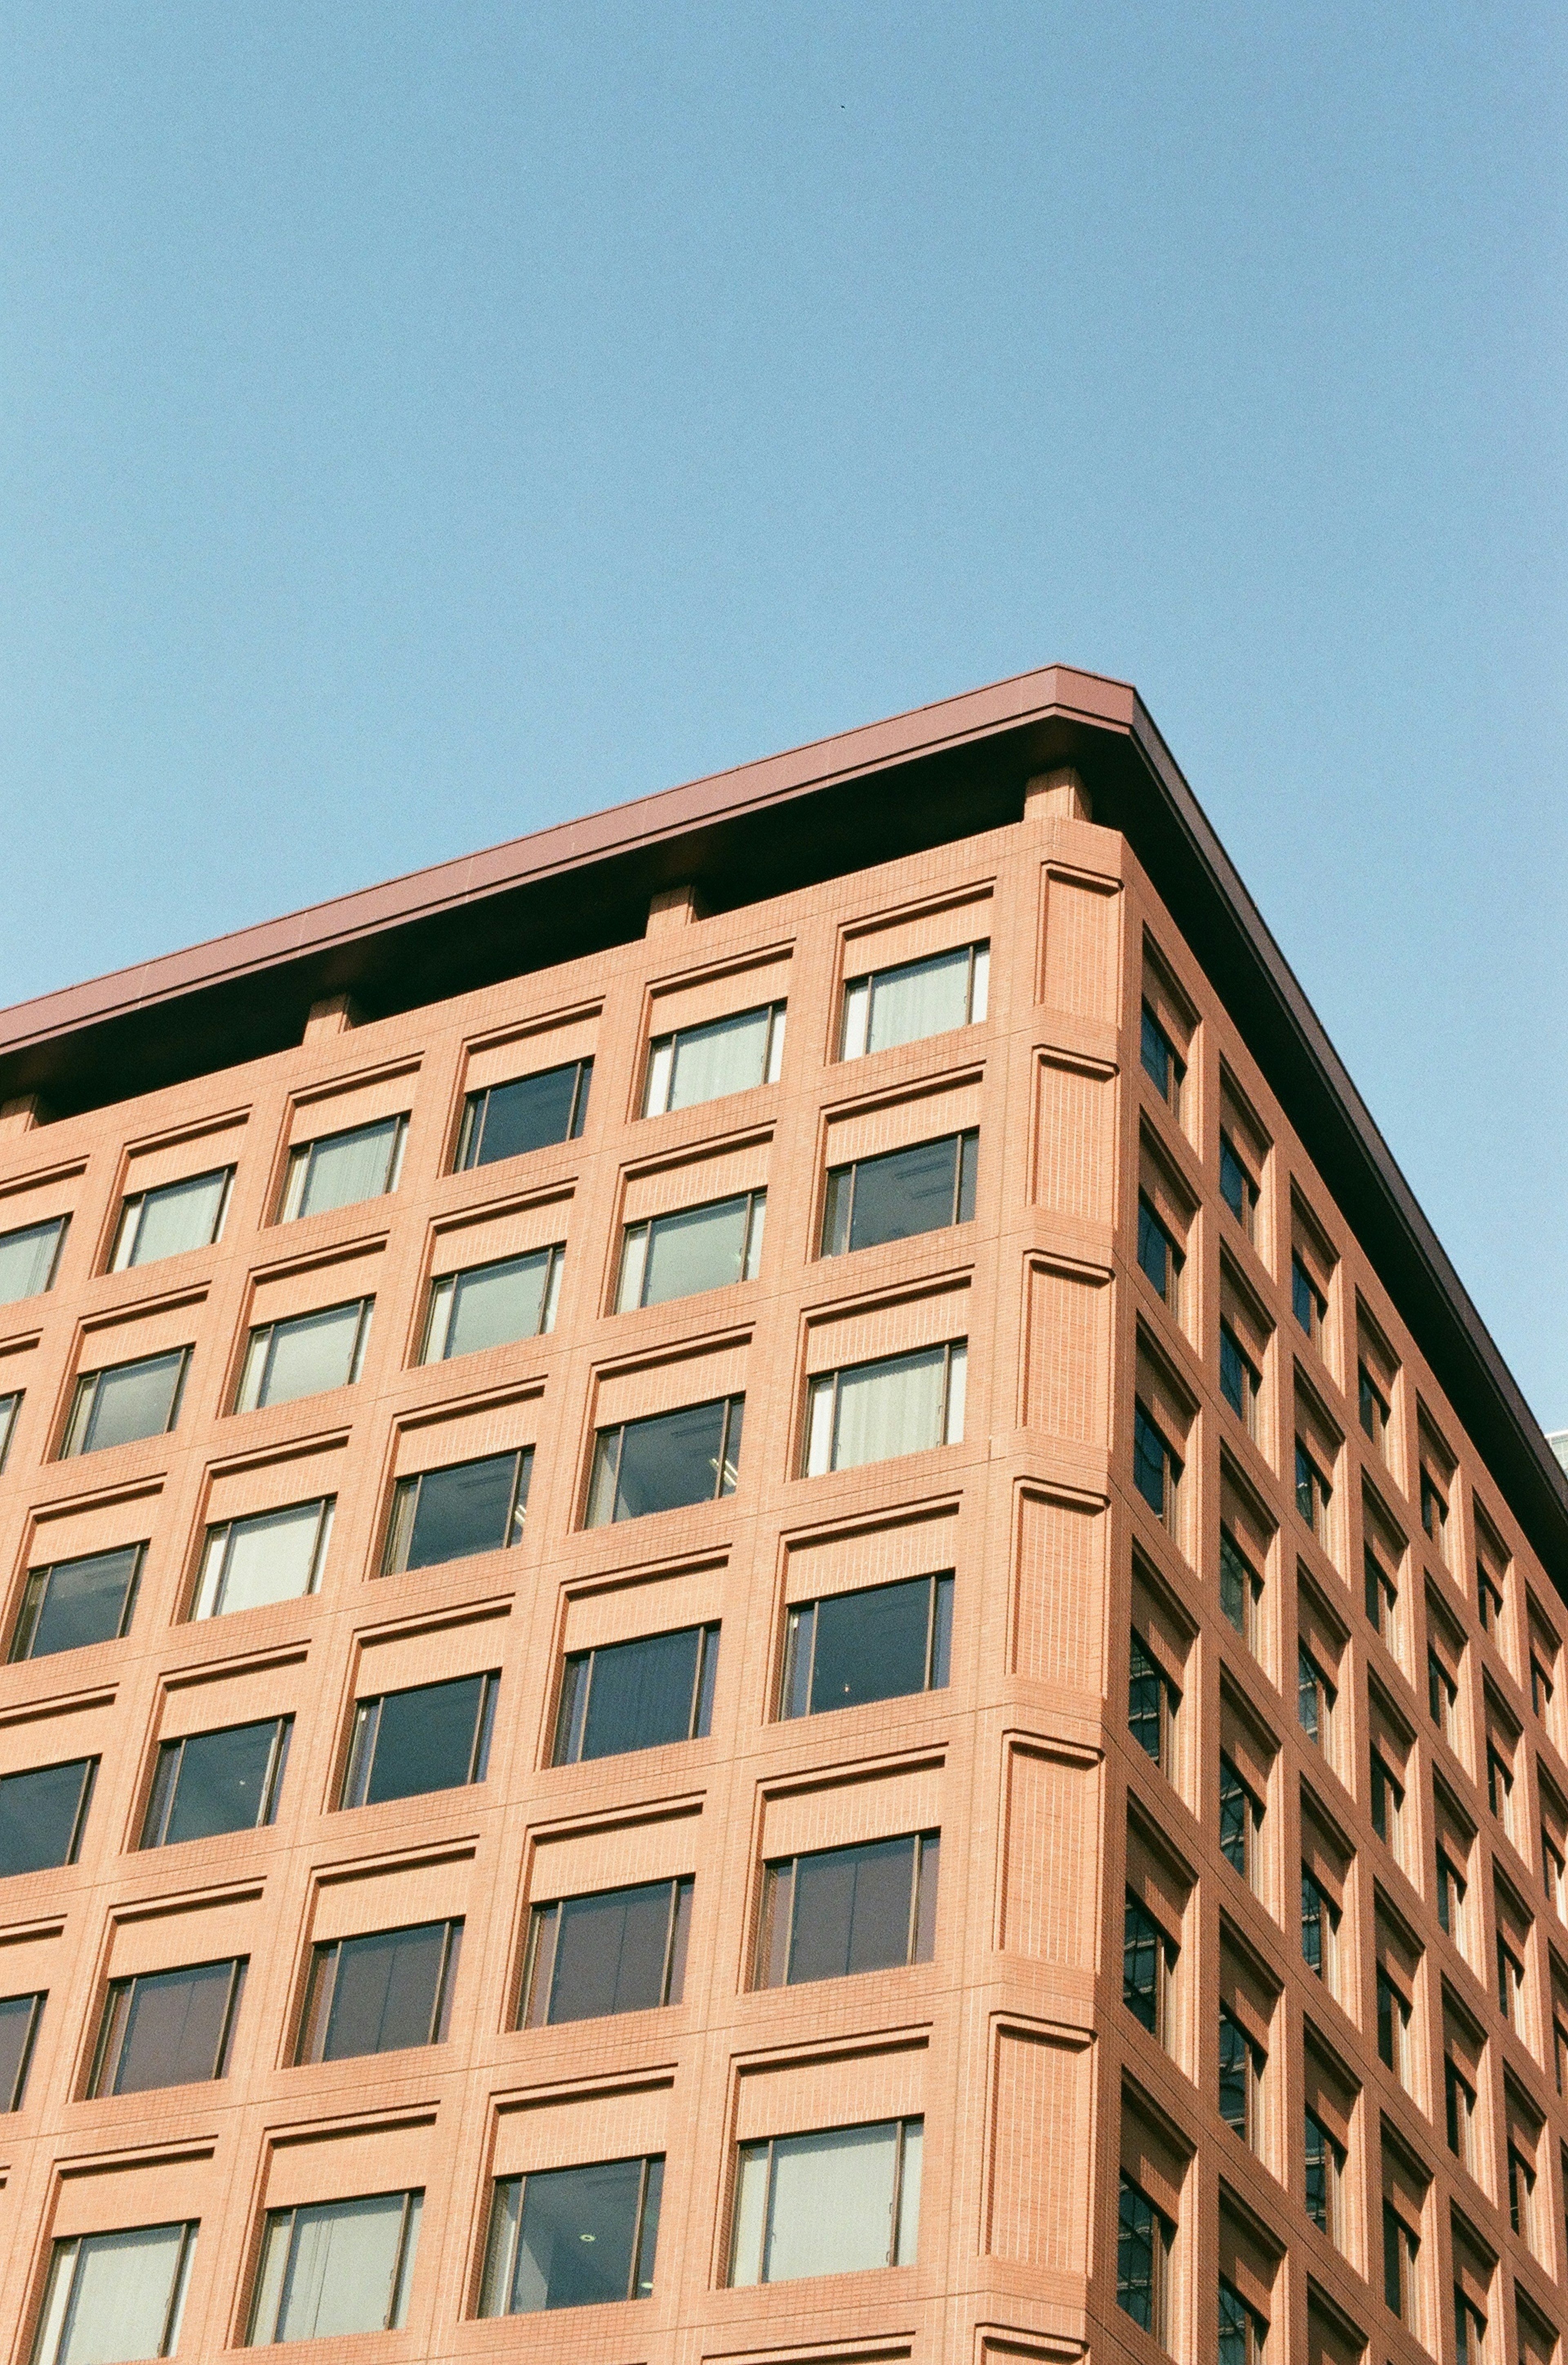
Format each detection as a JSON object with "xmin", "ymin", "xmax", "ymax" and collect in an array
[
  {"xmin": 383, "ymin": 1448, "xmax": 532, "ymax": 1574},
  {"xmin": 0, "ymin": 1757, "xmax": 96, "ymax": 1878},
  {"xmin": 33, "ymin": 2221, "xmax": 197, "ymax": 2365},
  {"xmin": 1129, "ymin": 1633, "xmax": 1179, "ymax": 1774},
  {"xmin": 478, "ymin": 2157, "xmax": 662, "ymax": 2314},
  {"xmin": 1219, "ymin": 1323, "xmax": 1260, "ymax": 1432},
  {"xmin": 644, "ymin": 1001, "xmax": 786, "ymax": 1115},
  {"xmin": 1429, "ymin": 1649, "xmax": 1459, "ymax": 1747},
  {"xmin": 248, "ymin": 2189, "xmax": 421, "ymax": 2342},
  {"xmin": 1370, "ymin": 1756, "xmax": 1405, "ymax": 1858},
  {"xmin": 235, "ymin": 1297, "xmax": 372, "ymax": 1412},
  {"xmin": 1218, "ymin": 2276, "xmax": 1267, "ymax": 2365},
  {"xmin": 1116, "ymin": 2171, "xmax": 1172, "ymax": 2338},
  {"xmin": 1497, "ymin": 1935, "xmax": 1526, "ymax": 2033},
  {"xmin": 1532, "ymin": 1653, "xmax": 1555, "ymax": 1723},
  {"xmin": 553, "ymin": 1625, "xmax": 718, "ymax": 1764},
  {"xmin": 341, "ymin": 1672, "xmax": 497, "ymax": 1808},
  {"xmin": 1509, "ymin": 2142, "xmax": 1537, "ymax": 2243},
  {"xmin": 1437, "ymin": 1852, "xmax": 1468, "ymax": 1949},
  {"xmin": 758, "ymin": 1833, "xmax": 938, "ymax": 1986},
  {"xmin": 89, "ymin": 1958, "xmax": 245, "ymax": 2095},
  {"xmin": 729, "ymin": 2118, "xmax": 922, "ymax": 2284},
  {"xmin": 1134, "ymin": 1401, "xmax": 1182, "ymax": 1532},
  {"xmin": 1301, "ymin": 1874, "xmax": 1339, "ymax": 1983},
  {"xmin": 1545, "ymin": 1834, "xmax": 1567, "ymax": 1923},
  {"xmin": 1218, "ymin": 2006, "xmax": 1263, "ymax": 2144},
  {"xmin": 1487, "ymin": 1742, "xmax": 1517, "ymax": 1842},
  {"xmin": 279, "ymin": 1114, "xmax": 407, "ymax": 1221},
  {"xmin": 61, "ymin": 1346, "xmax": 190, "ymax": 1457},
  {"xmin": 821, "ymin": 1132, "xmax": 977, "ymax": 1259},
  {"xmin": 1138, "ymin": 1197, "xmax": 1184, "ymax": 1315},
  {"xmin": 1294, "ymin": 1440, "xmax": 1332, "ymax": 1542},
  {"xmin": 0, "ymin": 1989, "xmax": 44, "ymax": 2109},
  {"xmin": 1140, "ymin": 1004, "xmax": 1185, "ymax": 1116},
  {"xmin": 1297, "ymin": 1645, "xmax": 1336, "ymax": 1755},
  {"xmin": 1220, "ymin": 1754, "xmax": 1262, "ymax": 1886},
  {"xmin": 1356, "ymin": 1374, "xmax": 1390, "ymax": 1468},
  {"xmin": 457, "ymin": 1057, "xmax": 592, "ymax": 1169},
  {"xmin": 804, "ymin": 1342, "xmax": 966, "ymax": 1476},
  {"xmin": 841, "ymin": 941, "xmax": 988, "ymax": 1059},
  {"xmin": 1364, "ymin": 1546, "xmax": 1397, "ymax": 1642},
  {"xmin": 1123, "ymin": 1897, "xmax": 1175, "ymax": 2040},
  {"xmin": 521, "ymin": 1880, "xmax": 692, "ymax": 2026},
  {"xmin": 1376, "ymin": 1969, "xmax": 1412, "ymax": 2084},
  {"xmin": 1421, "ymin": 1468, "xmax": 1449, "ymax": 1561},
  {"xmin": 586, "ymin": 1396, "xmax": 744, "ymax": 1524},
  {"xmin": 1292, "ymin": 1254, "xmax": 1326, "ymax": 1346},
  {"xmin": 1219, "ymin": 1131, "xmax": 1258, "ymax": 1236},
  {"xmin": 0, "ymin": 1213, "xmax": 67, "ymax": 1303},
  {"xmin": 780, "ymin": 1572, "xmax": 952, "ymax": 1719},
  {"xmin": 192, "ymin": 1497, "xmax": 334, "ymax": 1620},
  {"xmin": 296, "ymin": 1920, "xmax": 462, "ymax": 2062},
  {"xmin": 0, "ymin": 1391, "xmax": 19, "ymax": 1470},
  {"xmin": 1456, "ymin": 2291, "xmax": 1487, "ymax": 2365},
  {"xmin": 619, "ymin": 1192, "xmax": 765, "ymax": 1309},
  {"xmin": 1304, "ymin": 2109, "xmax": 1344, "ymax": 2236},
  {"xmin": 10, "ymin": 1543, "xmax": 143, "ymax": 1661},
  {"xmin": 1445, "ymin": 2055, "xmax": 1477, "ymax": 2171},
  {"xmin": 1221, "ymin": 1528, "xmax": 1263, "ymax": 1651},
  {"xmin": 111, "ymin": 1169, "xmax": 231, "ymax": 1270},
  {"xmin": 1479, "ymin": 1560, "xmax": 1505, "ymax": 1636},
  {"xmin": 1383, "ymin": 2199, "xmax": 1419, "ymax": 2325},
  {"xmin": 140, "ymin": 1717, "xmax": 291, "ymax": 1848},
  {"xmin": 422, "ymin": 1246, "xmax": 562, "ymax": 1358}
]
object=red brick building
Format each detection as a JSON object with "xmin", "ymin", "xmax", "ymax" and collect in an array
[{"xmin": 0, "ymin": 664, "xmax": 1562, "ymax": 2365}]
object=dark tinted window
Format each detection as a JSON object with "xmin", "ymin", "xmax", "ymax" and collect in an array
[
  {"xmin": 458, "ymin": 1059, "xmax": 592, "ymax": 1169},
  {"xmin": 554, "ymin": 1626, "xmax": 719, "ymax": 1764},
  {"xmin": 821, "ymin": 1131, "xmax": 977, "ymax": 1258},
  {"xmin": 1123, "ymin": 1897, "xmax": 1165, "ymax": 2033},
  {"xmin": 780, "ymin": 1572, "xmax": 952, "ymax": 1718},
  {"xmin": 89, "ymin": 1957, "xmax": 245, "ymax": 2095},
  {"xmin": 585, "ymin": 1397, "xmax": 743, "ymax": 1525},
  {"xmin": 384, "ymin": 1450, "xmax": 532, "ymax": 1574},
  {"xmin": 479, "ymin": 2157, "xmax": 663, "ymax": 2314},
  {"xmin": 523, "ymin": 1879, "xmax": 692, "ymax": 2026},
  {"xmin": 298, "ymin": 1920, "xmax": 462, "ymax": 2062},
  {"xmin": 10, "ymin": 1543, "xmax": 143, "ymax": 1661},
  {"xmin": 341, "ymin": 1672, "xmax": 498, "ymax": 1809},
  {"xmin": 0, "ymin": 1991, "xmax": 44, "ymax": 2109},
  {"xmin": 757, "ymin": 1833, "xmax": 936, "ymax": 1986},
  {"xmin": 0, "ymin": 1758, "xmax": 96, "ymax": 1878},
  {"xmin": 1133, "ymin": 1401, "xmax": 1179, "ymax": 1520},
  {"xmin": 62, "ymin": 1347, "xmax": 189, "ymax": 1456},
  {"xmin": 140, "ymin": 1718, "xmax": 291, "ymax": 1848}
]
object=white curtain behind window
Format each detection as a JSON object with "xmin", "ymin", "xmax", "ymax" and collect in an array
[
  {"xmin": 833, "ymin": 1347, "xmax": 947, "ymax": 1470},
  {"xmin": 205, "ymin": 1501, "xmax": 328, "ymax": 1618},
  {"xmin": 274, "ymin": 2193, "xmax": 413, "ymax": 2341},
  {"xmin": 764, "ymin": 2123, "xmax": 898, "ymax": 2282},
  {"xmin": 53, "ymin": 2223, "xmax": 189, "ymax": 2365},
  {"xmin": 667, "ymin": 1008, "xmax": 771, "ymax": 1111},
  {"xmin": 866, "ymin": 949, "xmax": 971, "ymax": 1054},
  {"xmin": 297, "ymin": 1122, "xmax": 398, "ymax": 1219}
]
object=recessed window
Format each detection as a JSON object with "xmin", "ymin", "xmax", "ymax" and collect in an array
[
  {"xmin": 841, "ymin": 941, "xmax": 988, "ymax": 1059},
  {"xmin": 586, "ymin": 1396, "xmax": 744, "ymax": 1523},
  {"xmin": 553, "ymin": 1625, "xmax": 718, "ymax": 1764},
  {"xmin": 235, "ymin": 1297, "xmax": 372, "ymax": 1413},
  {"xmin": 111, "ymin": 1169, "xmax": 231, "ymax": 1271},
  {"xmin": 1219, "ymin": 1132, "xmax": 1258, "ymax": 1238},
  {"xmin": 1124, "ymin": 1896, "xmax": 1175, "ymax": 2041},
  {"xmin": 1134, "ymin": 1401, "xmax": 1182, "ymax": 1533},
  {"xmin": 644, "ymin": 1001, "xmax": 786, "ymax": 1115},
  {"xmin": 780, "ymin": 1572, "xmax": 952, "ymax": 1719},
  {"xmin": 33, "ymin": 2221, "xmax": 198, "ymax": 2365},
  {"xmin": 1421, "ymin": 1468, "xmax": 1450, "ymax": 1563},
  {"xmin": 1531, "ymin": 1654, "xmax": 1555, "ymax": 1723},
  {"xmin": 0, "ymin": 1392, "xmax": 20, "ymax": 1472},
  {"xmin": 192, "ymin": 1497, "xmax": 334, "ymax": 1620},
  {"xmin": 9, "ymin": 1543, "xmax": 143, "ymax": 1662},
  {"xmin": 758, "ymin": 1833, "xmax": 938, "ymax": 1986},
  {"xmin": 1383, "ymin": 2199, "xmax": 1420, "ymax": 2325},
  {"xmin": 1129, "ymin": 1633, "xmax": 1180, "ymax": 1775},
  {"xmin": 341, "ymin": 1672, "xmax": 498, "ymax": 1808},
  {"xmin": 1370, "ymin": 1755, "xmax": 1405, "ymax": 1856},
  {"xmin": 1294, "ymin": 1440, "xmax": 1332, "ymax": 1542},
  {"xmin": 1428, "ymin": 1650, "xmax": 1459, "ymax": 1748},
  {"xmin": 61, "ymin": 1347, "xmax": 190, "ymax": 1457},
  {"xmin": 1137, "ymin": 1197, "xmax": 1184, "ymax": 1315},
  {"xmin": 1221, "ymin": 1528, "xmax": 1263, "ymax": 1652},
  {"xmin": 0, "ymin": 1990, "xmax": 45, "ymax": 2110},
  {"xmin": 88, "ymin": 1957, "xmax": 246, "ymax": 2096},
  {"xmin": 457, "ymin": 1057, "xmax": 592, "ymax": 1169},
  {"xmin": 0, "ymin": 1757, "xmax": 96, "ymax": 1878},
  {"xmin": 1477, "ymin": 1556, "xmax": 1506, "ymax": 1637},
  {"xmin": 1303, "ymin": 2108, "xmax": 1343, "ymax": 2237},
  {"xmin": 1487, "ymin": 1742, "xmax": 1516, "ymax": 1841},
  {"xmin": 804, "ymin": 1342, "xmax": 966, "ymax": 1476},
  {"xmin": 1218, "ymin": 2006, "xmax": 1264, "ymax": 2147},
  {"xmin": 1364, "ymin": 1546, "xmax": 1397, "ymax": 1643},
  {"xmin": 1140, "ymin": 1005, "xmax": 1185, "ymax": 1117},
  {"xmin": 1292, "ymin": 1254, "xmax": 1327, "ymax": 1347},
  {"xmin": 478, "ymin": 2157, "xmax": 663, "ymax": 2314},
  {"xmin": 1509, "ymin": 2141, "xmax": 1537, "ymax": 2243},
  {"xmin": 1497, "ymin": 1934, "xmax": 1526, "ymax": 2033},
  {"xmin": 296, "ymin": 1920, "xmax": 462, "ymax": 2062},
  {"xmin": 1376, "ymin": 1967, "xmax": 1412, "ymax": 2083},
  {"xmin": 521, "ymin": 1879, "xmax": 692, "ymax": 2026},
  {"xmin": 1218, "ymin": 2275, "xmax": 1267, "ymax": 2365},
  {"xmin": 423, "ymin": 1245, "xmax": 562, "ymax": 1358},
  {"xmin": 1116, "ymin": 2171, "xmax": 1172, "ymax": 2339},
  {"xmin": 1301, "ymin": 1873, "xmax": 1339, "ymax": 1982},
  {"xmin": 1445, "ymin": 2055, "xmax": 1476, "ymax": 2169},
  {"xmin": 1359, "ymin": 1362, "xmax": 1390, "ymax": 1454},
  {"xmin": 1297, "ymin": 1645, "xmax": 1336, "ymax": 1755},
  {"xmin": 0, "ymin": 1213, "xmax": 68, "ymax": 1305},
  {"xmin": 729, "ymin": 2117, "xmax": 922, "ymax": 2284},
  {"xmin": 1437, "ymin": 1850, "xmax": 1468, "ymax": 1947},
  {"xmin": 1455, "ymin": 2290, "xmax": 1487, "ymax": 2365},
  {"xmin": 1219, "ymin": 1754, "xmax": 1262, "ymax": 1887},
  {"xmin": 383, "ymin": 1448, "xmax": 532, "ymax": 1575},
  {"xmin": 280, "ymin": 1114, "xmax": 407, "ymax": 1222},
  {"xmin": 822, "ymin": 1132, "xmax": 976, "ymax": 1258},
  {"xmin": 1219, "ymin": 1324, "xmax": 1259, "ymax": 1432},
  {"xmin": 140, "ymin": 1717, "xmax": 292, "ymax": 1848},
  {"xmin": 249, "ymin": 2189, "xmax": 421, "ymax": 2342},
  {"xmin": 619, "ymin": 1193, "xmax": 764, "ymax": 1310}
]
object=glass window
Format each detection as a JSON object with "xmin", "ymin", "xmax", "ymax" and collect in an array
[
  {"xmin": 280, "ymin": 1115, "xmax": 407, "ymax": 1222},
  {"xmin": 1359, "ymin": 1362, "xmax": 1390, "ymax": 1452},
  {"xmin": 780, "ymin": 1572, "xmax": 952, "ymax": 1719},
  {"xmin": 111, "ymin": 1169, "xmax": 232, "ymax": 1270},
  {"xmin": 422, "ymin": 1246, "xmax": 562, "ymax": 1360},
  {"xmin": 1133, "ymin": 1400, "xmax": 1181, "ymax": 1530},
  {"xmin": 1428, "ymin": 1649, "xmax": 1459, "ymax": 1744},
  {"xmin": 1218, "ymin": 2006, "xmax": 1262, "ymax": 2143},
  {"xmin": 33, "ymin": 2221, "xmax": 198, "ymax": 2365},
  {"xmin": 0, "ymin": 1214, "xmax": 67, "ymax": 1305},
  {"xmin": 1370, "ymin": 1755, "xmax": 1404, "ymax": 1852},
  {"xmin": 192, "ymin": 1498, "xmax": 334, "ymax": 1621},
  {"xmin": 1301, "ymin": 1873, "xmax": 1339, "ymax": 1980},
  {"xmin": 1292, "ymin": 1254, "xmax": 1326, "ymax": 1343},
  {"xmin": 1383, "ymin": 2199, "xmax": 1418, "ymax": 2322},
  {"xmin": 1123, "ymin": 1897, "xmax": 1172, "ymax": 2039},
  {"xmin": 1303, "ymin": 2108, "xmax": 1343, "ymax": 2236},
  {"xmin": 617, "ymin": 1193, "xmax": 765, "ymax": 1311},
  {"xmin": 235, "ymin": 1298, "xmax": 372, "ymax": 1412},
  {"xmin": 821, "ymin": 1132, "xmax": 977, "ymax": 1258},
  {"xmin": 383, "ymin": 1449, "xmax": 532, "ymax": 1575},
  {"xmin": 729, "ymin": 2117, "xmax": 922, "ymax": 2284},
  {"xmin": 1129, "ymin": 1633, "xmax": 1178, "ymax": 1773},
  {"xmin": 1140, "ymin": 1005, "xmax": 1185, "ymax": 1113},
  {"xmin": 1219, "ymin": 1132, "xmax": 1258, "ymax": 1233},
  {"xmin": 1377, "ymin": 1966, "xmax": 1411, "ymax": 2078},
  {"xmin": 1219, "ymin": 1323, "xmax": 1259, "ymax": 1430},
  {"xmin": 61, "ymin": 1347, "xmax": 190, "ymax": 1457},
  {"xmin": 804, "ymin": 1341, "xmax": 965, "ymax": 1476},
  {"xmin": 478, "ymin": 2157, "xmax": 662, "ymax": 2315},
  {"xmin": 10, "ymin": 1543, "xmax": 143, "ymax": 1661},
  {"xmin": 1437, "ymin": 1851, "xmax": 1467, "ymax": 1943},
  {"xmin": 1219, "ymin": 1753, "xmax": 1261, "ymax": 1883},
  {"xmin": 297, "ymin": 1920, "xmax": 462, "ymax": 2063},
  {"xmin": 341, "ymin": 1672, "xmax": 498, "ymax": 1809},
  {"xmin": 140, "ymin": 1718, "xmax": 291, "ymax": 1848},
  {"xmin": 1218, "ymin": 2275, "xmax": 1266, "ymax": 2365},
  {"xmin": 553, "ymin": 1626, "xmax": 719, "ymax": 1764},
  {"xmin": 0, "ymin": 1391, "xmax": 19, "ymax": 1471},
  {"xmin": 1455, "ymin": 2290, "xmax": 1487, "ymax": 2365},
  {"xmin": 586, "ymin": 1397, "xmax": 743, "ymax": 1525},
  {"xmin": 457, "ymin": 1058, "xmax": 592, "ymax": 1169},
  {"xmin": 1116, "ymin": 2171, "xmax": 1169, "ymax": 2336},
  {"xmin": 643, "ymin": 1002, "xmax": 786, "ymax": 1116},
  {"xmin": 521, "ymin": 1880, "xmax": 692, "ymax": 2027},
  {"xmin": 1220, "ymin": 1528, "xmax": 1262, "ymax": 1648},
  {"xmin": 1297, "ymin": 1645, "xmax": 1336, "ymax": 1751},
  {"xmin": 0, "ymin": 1989, "xmax": 45, "ymax": 2109},
  {"xmin": 1295, "ymin": 1440, "xmax": 1332, "ymax": 1539},
  {"xmin": 1365, "ymin": 1546, "xmax": 1397, "ymax": 1639},
  {"xmin": 840, "ymin": 941, "xmax": 988, "ymax": 1059},
  {"xmin": 248, "ymin": 2189, "xmax": 421, "ymax": 2343},
  {"xmin": 89, "ymin": 1958, "xmax": 246, "ymax": 2096},
  {"xmin": 1421, "ymin": 1468, "xmax": 1449, "ymax": 1555},
  {"xmin": 1137, "ymin": 1196, "xmax": 1183, "ymax": 1312},
  {"xmin": 0, "ymin": 1757, "xmax": 96, "ymax": 1878},
  {"xmin": 757, "ymin": 1833, "xmax": 938, "ymax": 1987}
]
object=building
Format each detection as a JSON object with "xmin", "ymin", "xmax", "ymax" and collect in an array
[{"xmin": 0, "ymin": 660, "xmax": 1563, "ymax": 2365}]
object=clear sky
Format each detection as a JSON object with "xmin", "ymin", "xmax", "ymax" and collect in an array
[{"xmin": 1, "ymin": 5, "xmax": 1563, "ymax": 1423}]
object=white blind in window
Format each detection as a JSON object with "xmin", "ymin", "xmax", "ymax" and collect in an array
[
  {"xmin": 764, "ymin": 2122, "xmax": 899, "ymax": 2282},
  {"xmin": 51, "ymin": 2223, "xmax": 189, "ymax": 2365},
  {"xmin": 832, "ymin": 1346, "xmax": 949, "ymax": 1470},
  {"xmin": 274, "ymin": 2193, "xmax": 412, "ymax": 2340}
]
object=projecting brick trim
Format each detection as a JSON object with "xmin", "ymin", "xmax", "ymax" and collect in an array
[
  {"xmin": 998, "ymin": 1739, "xmax": 1100, "ymax": 1967},
  {"xmin": 1011, "ymin": 1488, "xmax": 1107, "ymax": 1693},
  {"xmin": 985, "ymin": 2020, "xmax": 1091, "ymax": 2271},
  {"xmin": 1033, "ymin": 1052, "xmax": 1116, "ymax": 1226},
  {"xmin": 1039, "ymin": 866, "xmax": 1122, "ymax": 1024},
  {"xmin": 1022, "ymin": 1259, "xmax": 1111, "ymax": 1443}
]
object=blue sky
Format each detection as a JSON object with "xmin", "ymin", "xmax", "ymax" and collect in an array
[{"xmin": 1, "ymin": 4, "xmax": 1563, "ymax": 1420}]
